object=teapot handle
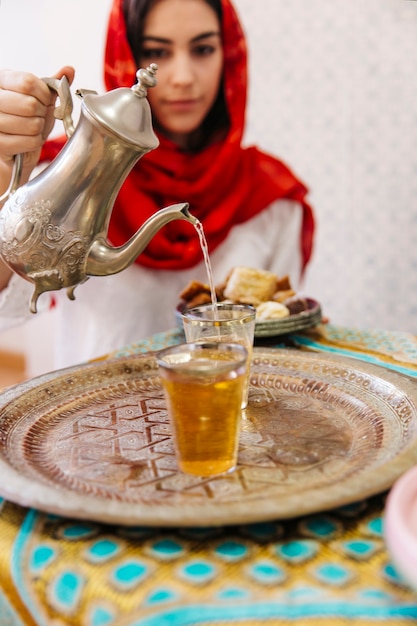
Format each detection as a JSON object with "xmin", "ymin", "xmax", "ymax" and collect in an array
[
  {"xmin": 0, "ymin": 75, "xmax": 75, "ymax": 205},
  {"xmin": 0, "ymin": 154, "xmax": 23, "ymax": 205},
  {"xmin": 42, "ymin": 75, "xmax": 75, "ymax": 138}
]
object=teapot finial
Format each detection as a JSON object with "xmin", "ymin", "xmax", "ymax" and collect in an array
[{"xmin": 132, "ymin": 64, "xmax": 158, "ymax": 98}]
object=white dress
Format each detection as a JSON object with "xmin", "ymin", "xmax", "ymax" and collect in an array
[{"xmin": 0, "ymin": 199, "xmax": 303, "ymax": 371}]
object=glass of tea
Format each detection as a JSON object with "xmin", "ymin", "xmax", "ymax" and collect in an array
[
  {"xmin": 156, "ymin": 342, "xmax": 248, "ymax": 477},
  {"xmin": 181, "ymin": 303, "xmax": 256, "ymax": 409}
]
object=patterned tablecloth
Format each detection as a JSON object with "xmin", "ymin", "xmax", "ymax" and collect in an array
[{"xmin": 2, "ymin": 323, "xmax": 417, "ymax": 626}]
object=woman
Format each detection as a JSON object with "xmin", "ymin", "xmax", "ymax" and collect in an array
[{"xmin": 0, "ymin": 0, "xmax": 315, "ymax": 370}]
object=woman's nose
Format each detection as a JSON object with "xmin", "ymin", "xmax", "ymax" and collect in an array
[{"xmin": 169, "ymin": 53, "xmax": 194, "ymax": 86}]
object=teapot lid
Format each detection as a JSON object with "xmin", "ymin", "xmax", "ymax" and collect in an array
[{"xmin": 78, "ymin": 64, "xmax": 160, "ymax": 150}]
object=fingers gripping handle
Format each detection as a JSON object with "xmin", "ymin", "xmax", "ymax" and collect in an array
[{"xmin": 0, "ymin": 75, "xmax": 74, "ymax": 206}]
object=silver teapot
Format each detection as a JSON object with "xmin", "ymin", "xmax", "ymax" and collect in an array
[{"xmin": 0, "ymin": 64, "xmax": 196, "ymax": 313}]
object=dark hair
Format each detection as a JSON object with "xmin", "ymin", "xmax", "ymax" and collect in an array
[{"xmin": 122, "ymin": 0, "xmax": 229, "ymax": 150}]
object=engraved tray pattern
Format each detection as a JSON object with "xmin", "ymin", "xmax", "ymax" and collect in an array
[{"xmin": 0, "ymin": 348, "xmax": 417, "ymax": 526}]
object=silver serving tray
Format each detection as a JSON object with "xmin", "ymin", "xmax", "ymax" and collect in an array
[{"xmin": 0, "ymin": 348, "xmax": 416, "ymax": 527}]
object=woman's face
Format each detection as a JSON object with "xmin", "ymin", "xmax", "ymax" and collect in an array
[{"xmin": 140, "ymin": 0, "xmax": 223, "ymax": 148}]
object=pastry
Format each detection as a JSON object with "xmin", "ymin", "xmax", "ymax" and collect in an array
[
  {"xmin": 179, "ymin": 280, "xmax": 210, "ymax": 302},
  {"xmin": 256, "ymin": 301, "xmax": 290, "ymax": 320},
  {"xmin": 273, "ymin": 289, "xmax": 296, "ymax": 303},
  {"xmin": 283, "ymin": 296, "xmax": 309, "ymax": 315},
  {"xmin": 223, "ymin": 266, "xmax": 278, "ymax": 306},
  {"xmin": 178, "ymin": 267, "xmax": 314, "ymax": 321}
]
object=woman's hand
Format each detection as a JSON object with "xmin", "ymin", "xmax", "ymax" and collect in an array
[
  {"xmin": 0, "ymin": 66, "xmax": 75, "ymax": 290},
  {"xmin": 0, "ymin": 66, "xmax": 75, "ymax": 196}
]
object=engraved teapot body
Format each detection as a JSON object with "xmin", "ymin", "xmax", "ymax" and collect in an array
[{"xmin": 0, "ymin": 65, "xmax": 195, "ymax": 313}]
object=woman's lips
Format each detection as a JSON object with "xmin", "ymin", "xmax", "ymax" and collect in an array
[{"xmin": 165, "ymin": 99, "xmax": 199, "ymax": 111}]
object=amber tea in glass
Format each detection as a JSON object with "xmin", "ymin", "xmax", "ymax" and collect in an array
[{"xmin": 157, "ymin": 342, "xmax": 247, "ymax": 477}]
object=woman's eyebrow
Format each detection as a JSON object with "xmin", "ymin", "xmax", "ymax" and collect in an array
[
  {"xmin": 192, "ymin": 31, "xmax": 221, "ymax": 42},
  {"xmin": 142, "ymin": 36, "xmax": 172, "ymax": 44},
  {"xmin": 142, "ymin": 31, "xmax": 221, "ymax": 45}
]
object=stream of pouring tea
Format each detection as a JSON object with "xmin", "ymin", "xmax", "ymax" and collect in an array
[{"xmin": 194, "ymin": 219, "xmax": 217, "ymax": 308}]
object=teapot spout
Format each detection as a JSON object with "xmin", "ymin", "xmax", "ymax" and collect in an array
[{"xmin": 85, "ymin": 203, "xmax": 197, "ymax": 276}]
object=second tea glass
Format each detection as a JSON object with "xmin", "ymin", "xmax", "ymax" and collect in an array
[{"xmin": 181, "ymin": 303, "xmax": 256, "ymax": 409}]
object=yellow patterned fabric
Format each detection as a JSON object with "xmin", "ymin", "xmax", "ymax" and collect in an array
[{"xmin": 1, "ymin": 324, "xmax": 417, "ymax": 625}]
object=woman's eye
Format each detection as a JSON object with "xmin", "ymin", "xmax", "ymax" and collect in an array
[
  {"xmin": 141, "ymin": 48, "xmax": 169, "ymax": 60},
  {"xmin": 192, "ymin": 44, "xmax": 216, "ymax": 57}
]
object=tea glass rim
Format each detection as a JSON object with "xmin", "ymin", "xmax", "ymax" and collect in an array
[
  {"xmin": 156, "ymin": 341, "xmax": 248, "ymax": 375},
  {"xmin": 181, "ymin": 303, "xmax": 256, "ymax": 325}
]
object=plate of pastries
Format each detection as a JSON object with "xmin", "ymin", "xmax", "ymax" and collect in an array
[{"xmin": 177, "ymin": 266, "xmax": 322, "ymax": 338}]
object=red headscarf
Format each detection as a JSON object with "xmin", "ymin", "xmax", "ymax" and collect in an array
[{"xmin": 42, "ymin": 0, "xmax": 315, "ymax": 271}]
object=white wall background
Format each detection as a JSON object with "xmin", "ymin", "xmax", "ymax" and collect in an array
[
  {"xmin": 239, "ymin": 0, "xmax": 417, "ymax": 335},
  {"xmin": 0, "ymin": 0, "xmax": 417, "ymax": 374}
]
